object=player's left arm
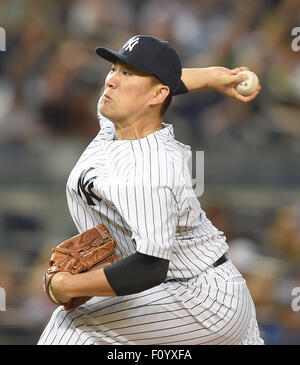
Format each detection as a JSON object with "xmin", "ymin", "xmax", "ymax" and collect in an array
[
  {"xmin": 179, "ymin": 66, "xmax": 261, "ymax": 102},
  {"xmin": 48, "ymin": 252, "xmax": 169, "ymax": 302}
]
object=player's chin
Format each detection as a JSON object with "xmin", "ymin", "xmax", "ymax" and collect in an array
[
  {"xmin": 99, "ymin": 103, "xmax": 113, "ymax": 118},
  {"xmin": 100, "ymin": 107, "xmax": 119, "ymax": 124}
]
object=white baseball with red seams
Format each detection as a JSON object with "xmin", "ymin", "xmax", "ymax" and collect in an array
[{"xmin": 236, "ymin": 70, "xmax": 260, "ymax": 96}]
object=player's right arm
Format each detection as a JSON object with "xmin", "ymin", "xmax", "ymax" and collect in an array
[{"xmin": 179, "ymin": 66, "xmax": 261, "ymax": 102}]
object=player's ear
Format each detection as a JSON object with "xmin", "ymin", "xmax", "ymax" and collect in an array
[{"xmin": 149, "ymin": 84, "xmax": 170, "ymax": 107}]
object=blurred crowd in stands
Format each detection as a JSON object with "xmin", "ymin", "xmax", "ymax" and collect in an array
[{"xmin": 0, "ymin": 0, "xmax": 299, "ymax": 345}]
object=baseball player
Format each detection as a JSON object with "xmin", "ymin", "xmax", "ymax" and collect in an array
[{"xmin": 38, "ymin": 35, "xmax": 263, "ymax": 345}]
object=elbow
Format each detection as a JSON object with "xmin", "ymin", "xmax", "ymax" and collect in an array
[{"xmin": 152, "ymin": 259, "xmax": 169, "ymax": 287}]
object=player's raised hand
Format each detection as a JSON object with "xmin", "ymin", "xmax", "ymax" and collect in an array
[{"xmin": 207, "ymin": 66, "xmax": 261, "ymax": 102}]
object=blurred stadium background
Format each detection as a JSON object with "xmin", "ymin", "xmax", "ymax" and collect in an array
[{"xmin": 0, "ymin": 0, "xmax": 299, "ymax": 345}]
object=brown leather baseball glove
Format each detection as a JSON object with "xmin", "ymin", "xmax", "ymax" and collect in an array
[{"xmin": 43, "ymin": 224, "xmax": 118, "ymax": 310}]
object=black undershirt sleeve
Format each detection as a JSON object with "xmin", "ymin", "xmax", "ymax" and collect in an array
[
  {"xmin": 103, "ymin": 252, "xmax": 169, "ymax": 296},
  {"xmin": 173, "ymin": 79, "xmax": 188, "ymax": 95}
]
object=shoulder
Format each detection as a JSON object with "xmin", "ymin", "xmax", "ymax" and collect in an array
[
  {"xmin": 156, "ymin": 123, "xmax": 192, "ymax": 167},
  {"xmin": 164, "ymin": 139, "xmax": 191, "ymax": 162},
  {"xmin": 135, "ymin": 125, "xmax": 191, "ymax": 187}
]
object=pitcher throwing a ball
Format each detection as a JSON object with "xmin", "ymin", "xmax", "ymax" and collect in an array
[{"xmin": 38, "ymin": 35, "xmax": 263, "ymax": 345}]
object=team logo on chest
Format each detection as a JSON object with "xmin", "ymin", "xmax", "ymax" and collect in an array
[{"xmin": 77, "ymin": 167, "xmax": 102, "ymax": 206}]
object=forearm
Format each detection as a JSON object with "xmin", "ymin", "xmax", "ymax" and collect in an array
[
  {"xmin": 181, "ymin": 67, "xmax": 213, "ymax": 92},
  {"xmin": 61, "ymin": 268, "xmax": 117, "ymax": 298},
  {"xmin": 181, "ymin": 66, "xmax": 260, "ymax": 102},
  {"xmin": 52, "ymin": 252, "xmax": 169, "ymax": 300}
]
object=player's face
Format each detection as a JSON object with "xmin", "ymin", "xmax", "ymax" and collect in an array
[{"xmin": 99, "ymin": 61, "xmax": 157, "ymax": 123}]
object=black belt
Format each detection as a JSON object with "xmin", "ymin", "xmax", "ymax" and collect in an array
[{"xmin": 213, "ymin": 252, "xmax": 229, "ymax": 268}]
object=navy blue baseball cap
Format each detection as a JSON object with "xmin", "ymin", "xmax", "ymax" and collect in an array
[{"xmin": 96, "ymin": 35, "xmax": 182, "ymax": 95}]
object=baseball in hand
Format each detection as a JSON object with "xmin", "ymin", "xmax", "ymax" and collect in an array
[{"xmin": 236, "ymin": 71, "xmax": 260, "ymax": 96}]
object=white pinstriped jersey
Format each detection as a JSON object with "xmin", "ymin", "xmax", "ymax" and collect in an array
[
  {"xmin": 38, "ymin": 107, "xmax": 264, "ymax": 345},
  {"xmin": 66, "ymin": 113, "xmax": 228, "ymax": 280}
]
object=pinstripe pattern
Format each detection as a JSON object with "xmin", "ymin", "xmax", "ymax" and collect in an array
[
  {"xmin": 38, "ymin": 109, "xmax": 264, "ymax": 345},
  {"xmin": 38, "ymin": 261, "xmax": 262, "ymax": 345},
  {"xmin": 65, "ymin": 116, "xmax": 228, "ymax": 276}
]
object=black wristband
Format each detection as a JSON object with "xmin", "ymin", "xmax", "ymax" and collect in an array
[{"xmin": 104, "ymin": 252, "xmax": 169, "ymax": 296}]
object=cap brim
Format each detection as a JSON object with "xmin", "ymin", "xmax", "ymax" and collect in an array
[
  {"xmin": 96, "ymin": 47, "xmax": 153, "ymax": 76},
  {"xmin": 96, "ymin": 47, "xmax": 121, "ymax": 64}
]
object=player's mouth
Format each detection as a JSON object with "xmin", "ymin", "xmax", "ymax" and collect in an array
[{"xmin": 103, "ymin": 94, "xmax": 113, "ymax": 102}]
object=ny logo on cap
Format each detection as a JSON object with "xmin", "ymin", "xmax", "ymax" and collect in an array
[{"xmin": 122, "ymin": 36, "xmax": 139, "ymax": 52}]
